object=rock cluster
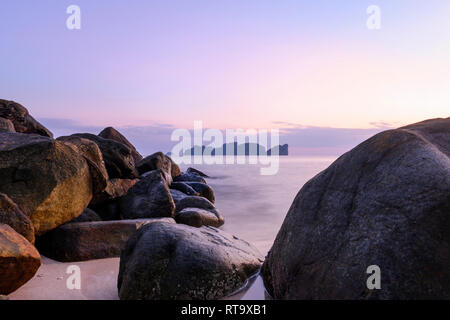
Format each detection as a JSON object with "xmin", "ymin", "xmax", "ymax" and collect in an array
[{"xmin": 0, "ymin": 100, "xmax": 260, "ymax": 300}]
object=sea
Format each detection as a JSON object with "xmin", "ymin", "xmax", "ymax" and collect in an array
[{"xmin": 179, "ymin": 156, "xmax": 337, "ymax": 255}]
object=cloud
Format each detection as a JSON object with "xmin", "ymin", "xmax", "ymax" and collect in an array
[
  {"xmin": 38, "ymin": 118, "xmax": 396, "ymax": 158},
  {"xmin": 275, "ymin": 121, "xmax": 395, "ymax": 156}
]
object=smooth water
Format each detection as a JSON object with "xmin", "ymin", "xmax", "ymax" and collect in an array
[{"xmin": 179, "ymin": 156, "xmax": 336, "ymax": 255}]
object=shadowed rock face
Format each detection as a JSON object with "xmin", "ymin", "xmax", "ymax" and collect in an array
[
  {"xmin": 262, "ymin": 118, "xmax": 450, "ymax": 300},
  {"xmin": 0, "ymin": 133, "xmax": 93, "ymax": 235},
  {"xmin": 99, "ymin": 127, "xmax": 143, "ymax": 164},
  {"xmin": 119, "ymin": 169, "xmax": 175, "ymax": 219},
  {"xmin": 36, "ymin": 218, "xmax": 175, "ymax": 262},
  {"xmin": 71, "ymin": 133, "xmax": 137, "ymax": 179},
  {"xmin": 0, "ymin": 118, "xmax": 15, "ymax": 133},
  {"xmin": 0, "ymin": 224, "xmax": 41, "ymax": 295},
  {"xmin": 136, "ymin": 152, "xmax": 181, "ymax": 180},
  {"xmin": 118, "ymin": 222, "xmax": 263, "ymax": 300},
  {"xmin": 0, "ymin": 100, "xmax": 53, "ymax": 138},
  {"xmin": 0, "ymin": 193, "xmax": 35, "ymax": 244}
]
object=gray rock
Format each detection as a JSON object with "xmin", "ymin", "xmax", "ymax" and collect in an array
[
  {"xmin": 173, "ymin": 173, "xmax": 206, "ymax": 184},
  {"xmin": 170, "ymin": 189, "xmax": 188, "ymax": 203},
  {"xmin": 170, "ymin": 182, "xmax": 199, "ymax": 196},
  {"xmin": 186, "ymin": 167, "xmax": 209, "ymax": 177},
  {"xmin": 118, "ymin": 222, "xmax": 263, "ymax": 300},
  {"xmin": 175, "ymin": 208, "xmax": 224, "ymax": 228},
  {"xmin": 119, "ymin": 170, "xmax": 175, "ymax": 219},
  {"xmin": 262, "ymin": 117, "xmax": 450, "ymax": 300},
  {"xmin": 174, "ymin": 196, "xmax": 216, "ymax": 213},
  {"xmin": 186, "ymin": 182, "xmax": 215, "ymax": 203},
  {"xmin": 36, "ymin": 218, "xmax": 174, "ymax": 262}
]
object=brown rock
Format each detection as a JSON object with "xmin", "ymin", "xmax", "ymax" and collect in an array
[
  {"xmin": 57, "ymin": 136, "xmax": 109, "ymax": 195},
  {"xmin": 136, "ymin": 152, "xmax": 181, "ymax": 181},
  {"xmin": 0, "ymin": 224, "xmax": 41, "ymax": 295},
  {"xmin": 36, "ymin": 218, "xmax": 175, "ymax": 262},
  {"xmin": 71, "ymin": 133, "xmax": 137, "ymax": 179},
  {"xmin": 175, "ymin": 208, "xmax": 224, "ymax": 228},
  {"xmin": 0, "ymin": 193, "xmax": 35, "ymax": 244},
  {"xmin": 0, "ymin": 99, "xmax": 53, "ymax": 137},
  {"xmin": 0, "ymin": 117, "xmax": 15, "ymax": 133},
  {"xmin": 0, "ymin": 132, "xmax": 93, "ymax": 235},
  {"xmin": 98, "ymin": 127, "xmax": 143, "ymax": 163}
]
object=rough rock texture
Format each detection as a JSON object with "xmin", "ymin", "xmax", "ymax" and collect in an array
[
  {"xmin": 136, "ymin": 152, "xmax": 181, "ymax": 180},
  {"xmin": 0, "ymin": 133, "xmax": 93, "ymax": 235},
  {"xmin": 89, "ymin": 178, "xmax": 138, "ymax": 221},
  {"xmin": 262, "ymin": 118, "xmax": 450, "ymax": 300},
  {"xmin": 175, "ymin": 208, "xmax": 224, "ymax": 228},
  {"xmin": 170, "ymin": 182, "xmax": 200, "ymax": 196},
  {"xmin": 98, "ymin": 127, "xmax": 143, "ymax": 163},
  {"xmin": 66, "ymin": 208, "xmax": 101, "ymax": 224},
  {"xmin": 0, "ymin": 224, "xmax": 41, "ymax": 295},
  {"xmin": 174, "ymin": 195, "xmax": 217, "ymax": 214},
  {"xmin": 186, "ymin": 167, "xmax": 209, "ymax": 177},
  {"xmin": 186, "ymin": 182, "xmax": 215, "ymax": 203},
  {"xmin": 0, "ymin": 193, "xmax": 35, "ymax": 243},
  {"xmin": 0, "ymin": 100, "xmax": 53, "ymax": 138},
  {"xmin": 57, "ymin": 136, "xmax": 109, "ymax": 195},
  {"xmin": 119, "ymin": 170, "xmax": 175, "ymax": 219},
  {"xmin": 36, "ymin": 218, "xmax": 174, "ymax": 262},
  {"xmin": 0, "ymin": 118, "xmax": 15, "ymax": 133},
  {"xmin": 90, "ymin": 178, "xmax": 137, "ymax": 206},
  {"xmin": 71, "ymin": 133, "xmax": 137, "ymax": 179},
  {"xmin": 118, "ymin": 222, "xmax": 263, "ymax": 300},
  {"xmin": 173, "ymin": 173, "xmax": 206, "ymax": 184}
]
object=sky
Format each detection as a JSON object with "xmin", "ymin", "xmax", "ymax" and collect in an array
[{"xmin": 0, "ymin": 1, "xmax": 449, "ymax": 155}]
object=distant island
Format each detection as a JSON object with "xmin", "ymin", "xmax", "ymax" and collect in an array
[{"xmin": 179, "ymin": 142, "xmax": 288, "ymax": 156}]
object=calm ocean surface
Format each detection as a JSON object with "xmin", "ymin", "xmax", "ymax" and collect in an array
[{"xmin": 179, "ymin": 156, "xmax": 337, "ymax": 255}]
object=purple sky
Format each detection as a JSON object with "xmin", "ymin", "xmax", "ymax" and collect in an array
[{"xmin": 1, "ymin": 1, "xmax": 449, "ymax": 155}]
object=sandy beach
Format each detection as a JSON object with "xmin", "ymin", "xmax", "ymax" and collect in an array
[{"xmin": 9, "ymin": 256, "xmax": 266, "ymax": 300}]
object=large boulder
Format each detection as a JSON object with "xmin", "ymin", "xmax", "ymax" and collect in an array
[
  {"xmin": 71, "ymin": 133, "xmax": 137, "ymax": 179},
  {"xmin": 0, "ymin": 99, "xmax": 53, "ymax": 138},
  {"xmin": 119, "ymin": 170, "xmax": 175, "ymax": 219},
  {"xmin": 118, "ymin": 222, "xmax": 263, "ymax": 300},
  {"xmin": 0, "ymin": 224, "xmax": 41, "ymax": 295},
  {"xmin": 262, "ymin": 118, "xmax": 450, "ymax": 300},
  {"xmin": 0, "ymin": 132, "xmax": 93, "ymax": 235},
  {"xmin": 57, "ymin": 136, "xmax": 109, "ymax": 195},
  {"xmin": 36, "ymin": 218, "xmax": 174, "ymax": 262},
  {"xmin": 0, "ymin": 193, "xmax": 35, "ymax": 244},
  {"xmin": 98, "ymin": 127, "xmax": 143, "ymax": 163},
  {"xmin": 0, "ymin": 118, "xmax": 15, "ymax": 133},
  {"xmin": 136, "ymin": 152, "xmax": 181, "ymax": 180}
]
